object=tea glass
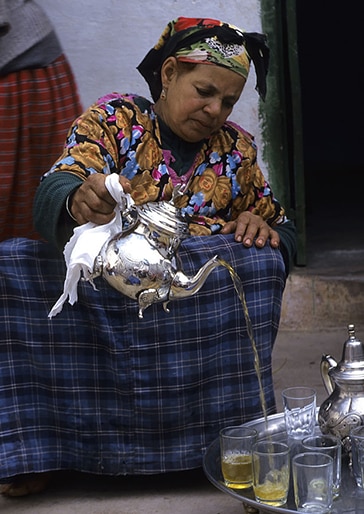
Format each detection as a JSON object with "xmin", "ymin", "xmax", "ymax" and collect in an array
[
  {"xmin": 282, "ymin": 386, "xmax": 316, "ymax": 439},
  {"xmin": 302, "ymin": 433, "xmax": 341, "ymax": 498},
  {"xmin": 293, "ymin": 452, "xmax": 333, "ymax": 513},
  {"xmin": 219, "ymin": 426, "xmax": 257, "ymax": 489},
  {"xmin": 350, "ymin": 425, "xmax": 364, "ymax": 488},
  {"xmin": 252, "ymin": 440, "xmax": 290, "ymax": 507}
]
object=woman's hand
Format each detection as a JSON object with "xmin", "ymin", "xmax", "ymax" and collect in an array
[
  {"xmin": 68, "ymin": 174, "xmax": 132, "ymax": 225},
  {"xmin": 221, "ymin": 211, "xmax": 280, "ymax": 248}
]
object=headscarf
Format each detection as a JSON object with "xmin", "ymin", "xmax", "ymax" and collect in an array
[{"xmin": 137, "ymin": 17, "xmax": 269, "ymax": 102}]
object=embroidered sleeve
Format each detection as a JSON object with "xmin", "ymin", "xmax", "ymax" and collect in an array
[{"xmin": 43, "ymin": 93, "xmax": 160, "ymax": 182}]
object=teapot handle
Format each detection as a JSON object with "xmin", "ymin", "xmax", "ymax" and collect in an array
[
  {"xmin": 121, "ymin": 205, "xmax": 139, "ymax": 232},
  {"xmin": 320, "ymin": 354, "xmax": 337, "ymax": 395}
]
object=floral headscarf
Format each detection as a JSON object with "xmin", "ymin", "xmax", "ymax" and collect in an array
[{"xmin": 137, "ymin": 17, "xmax": 269, "ymax": 102}]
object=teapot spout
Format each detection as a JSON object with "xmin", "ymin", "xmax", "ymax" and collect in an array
[{"xmin": 169, "ymin": 255, "xmax": 221, "ymax": 300}]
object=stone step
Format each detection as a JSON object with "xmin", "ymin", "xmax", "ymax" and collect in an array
[{"xmin": 280, "ymin": 248, "xmax": 364, "ymax": 331}]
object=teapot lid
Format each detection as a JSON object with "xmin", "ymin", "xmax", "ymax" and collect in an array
[
  {"xmin": 331, "ymin": 324, "xmax": 364, "ymax": 380},
  {"xmin": 137, "ymin": 201, "xmax": 190, "ymax": 239}
]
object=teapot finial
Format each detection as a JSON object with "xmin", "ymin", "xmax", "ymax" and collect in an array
[
  {"xmin": 340, "ymin": 323, "xmax": 363, "ymax": 366},
  {"xmin": 348, "ymin": 323, "xmax": 356, "ymax": 338},
  {"xmin": 170, "ymin": 184, "xmax": 186, "ymax": 204}
]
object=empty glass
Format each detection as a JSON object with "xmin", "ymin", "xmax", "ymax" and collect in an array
[
  {"xmin": 350, "ymin": 425, "xmax": 364, "ymax": 488},
  {"xmin": 302, "ymin": 433, "xmax": 341, "ymax": 498},
  {"xmin": 282, "ymin": 386, "xmax": 316, "ymax": 439},
  {"xmin": 293, "ymin": 452, "xmax": 333, "ymax": 513}
]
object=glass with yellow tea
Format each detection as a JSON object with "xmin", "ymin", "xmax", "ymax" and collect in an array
[
  {"xmin": 252, "ymin": 440, "xmax": 290, "ymax": 506},
  {"xmin": 219, "ymin": 426, "xmax": 257, "ymax": 489}
]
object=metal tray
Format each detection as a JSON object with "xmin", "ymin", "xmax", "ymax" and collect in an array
[{"xmin": 203, "ymin": 411, "xmax": 364, "ymax": 513}]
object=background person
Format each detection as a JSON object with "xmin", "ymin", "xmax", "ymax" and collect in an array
[{"xmin": 0, "ymin": 0, "xmax": 82, "ymax": 241}]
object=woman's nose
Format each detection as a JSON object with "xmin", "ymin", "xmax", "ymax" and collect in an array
[{"xmin": 203, "ymin": 98, "xmax": 222, "ymax": 117}]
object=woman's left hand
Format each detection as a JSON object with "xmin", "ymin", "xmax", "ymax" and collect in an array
[{"xmin": 220, "ymin": 211, "xmax": 280, "ymax": 248}]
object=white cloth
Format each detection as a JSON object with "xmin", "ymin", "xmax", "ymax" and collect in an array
[{"xmin": 48, "ymin": 174, "xmax": 134, "ymax": 318}]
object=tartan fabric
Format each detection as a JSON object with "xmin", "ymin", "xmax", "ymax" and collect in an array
[
  {"xmin": 0, "ymin": 235, "xmax": 286, "ymax": 478},
  {"xmin": 0, "ymin": 54, "xmax": 82, "ymax": 242}
]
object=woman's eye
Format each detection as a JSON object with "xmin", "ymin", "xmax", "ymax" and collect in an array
[
  {"xmin": 196, "ymin": 88, "xmax": 210, "ymax": 97},
  {"xmin": 223, "ymin": 100, "xmax": 235, "ymax": 109}
]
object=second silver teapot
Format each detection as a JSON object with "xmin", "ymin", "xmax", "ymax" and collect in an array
[{"xmin": 318, "ymin": 324, "xmax": 364, "ymax": 451}]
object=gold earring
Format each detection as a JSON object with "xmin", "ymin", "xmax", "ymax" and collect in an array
[{"xmin": 160, "ymin": 88, "xmax": 167, "ymax": 100}]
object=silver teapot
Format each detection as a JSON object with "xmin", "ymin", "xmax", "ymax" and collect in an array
[
  {"xmin": 91, "ymin": 199, "xmax": 221, "ymax": 318},
  {"xmin": 318, "ymin": 324, "xmax": 364, "ymax": 451}
]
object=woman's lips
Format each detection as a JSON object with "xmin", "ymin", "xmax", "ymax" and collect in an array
[{"xmin": 192, "ymin": 118, "xmax": 213, "ymax": 130}]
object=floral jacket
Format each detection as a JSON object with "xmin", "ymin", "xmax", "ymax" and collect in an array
[{"xmin": 43, "ymin": 92, "xmax": 286, "ymax": 237}]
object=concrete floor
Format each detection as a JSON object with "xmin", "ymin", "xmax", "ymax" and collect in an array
[{"xmin": 1, "ymin": 326, "xmax": 358, "ymax": 514}]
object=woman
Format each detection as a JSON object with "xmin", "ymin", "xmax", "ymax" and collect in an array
[
  {"xmin": 34, "ymin": 17, "xmax": 294, "ymax": 261},
  {"xmin": 0, "ymin": 17, "xmax": 296, "ymax": 496},
  {"xmin": 0, "ymin": 0, "xmax": 82, "ymax": 241}
]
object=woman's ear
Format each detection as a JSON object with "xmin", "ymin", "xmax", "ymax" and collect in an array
[{"xmin": 160, "ymin": 56, "xmax": 178, "ymax": 87}]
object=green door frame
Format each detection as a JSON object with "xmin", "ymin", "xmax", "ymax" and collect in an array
[{"xmin": 260, "ymin": 0, "xmax": 306, "ymax": 265}]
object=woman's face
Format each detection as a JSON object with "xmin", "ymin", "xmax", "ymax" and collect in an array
[{"xmin": 156, "ymin": 58, "xmax": 246, "ymax": 142}]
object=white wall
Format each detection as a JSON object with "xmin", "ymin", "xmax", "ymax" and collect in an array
[{"xmin": 37, "ymin": 0, "xmax": 268, "ymax": 175}]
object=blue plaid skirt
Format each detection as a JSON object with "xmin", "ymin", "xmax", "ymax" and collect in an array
[{"xmin": 0, "ymin": 235, "xmax": 285, "ymax": 478}]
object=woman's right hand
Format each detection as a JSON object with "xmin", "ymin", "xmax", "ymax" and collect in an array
[{"xmin": 68, "ymin": 174, "xmax": 132, "ymax": 225}]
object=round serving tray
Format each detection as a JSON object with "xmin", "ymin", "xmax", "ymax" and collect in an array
[{"xmin": 203, "ymin": 411, "xmax": 364, "ymax": 513}]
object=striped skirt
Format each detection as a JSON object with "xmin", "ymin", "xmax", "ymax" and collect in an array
[
  {"xmin": 0, "ymin": 54, "xmax": 82, "ymax": 242},
  {"xmin": 0, "ymin": 235, "xmax": 286, "ymax": 478}
]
